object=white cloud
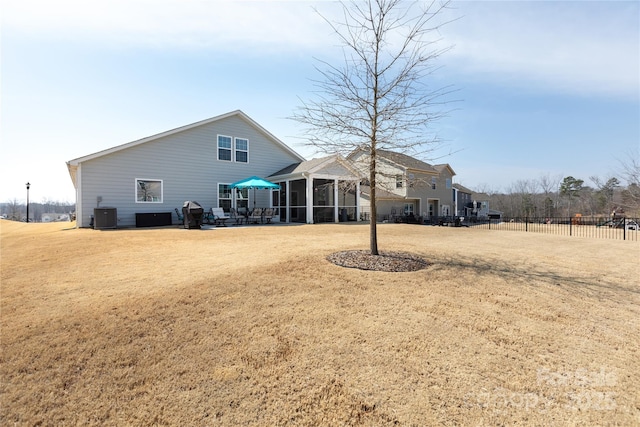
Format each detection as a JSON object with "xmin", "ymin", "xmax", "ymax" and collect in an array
[
  {"xmin": 6, "ymin": 1, "xmax": 636, "ymax": 99},
  {"xmin": 442, "ymin": 1, "xmax": 639, "ymax": 99},
  {"xmin": 1, "ymin": 0, "xmax": 333, "ymax": 53}
]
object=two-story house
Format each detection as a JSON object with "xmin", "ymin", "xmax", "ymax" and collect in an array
[
  {"xmin": 67, "ymin": 110, "xmax": 364, "ymax": 228},
  {"xmin": 453, "ymin": 183, "xmax": 474, "ymax": 217},
  {"xmin": 348, "ymin": 149, "xmax": 456, "ymax": 222}
]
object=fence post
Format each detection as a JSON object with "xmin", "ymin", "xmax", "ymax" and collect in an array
[
  {"xmin": 525, "ymin": 217, "xmax": 528, "ymax": 232},
  {"xmin": 569, "ymin": 216, "xmax": 572, "ymax": 236},
  {"xmin": 623, "ymin": 218, "xmax": 626, "ymax": 241}
]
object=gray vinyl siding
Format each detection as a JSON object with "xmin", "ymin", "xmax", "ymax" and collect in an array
[{"xmin": 77, "ymin": 115, "xmax": 301, "ymax": 227}]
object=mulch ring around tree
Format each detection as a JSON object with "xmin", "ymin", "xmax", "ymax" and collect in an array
[{"xmin": 327, "ymin": 250, "xmax": 428, "ymax": 272}]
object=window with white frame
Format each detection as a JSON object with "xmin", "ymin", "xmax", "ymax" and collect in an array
[
  {"xmin": 136, "ymin": 179, "xmax": 163, "ymax": 203},
  {"xmin": 431, "ymin": 177, "xmax": 437, "ymax": 190},
  {"xmin": 218, "ymin": 135, "xmax": 232, "ymax": 161},
  {"xmin": 218, "ymin": 135, "xmax": 249, "ymax": 163},
  {"xmin": 395, "ymin": 175, "xmax": 403, "ymax": 188},
  {"xmin": 235, "ymin": 138, "xmax": 248, "ymax": 163},
  {"xmin": 218, "ymin": 184, "xmax": 232, "ymax": 211},
  {"xmin": 446, "ymin": 178, "xmax": 452, "ymax": 189},
  {"xmin": 404, "ymin": 203, "xmax": 414, "ymax": 215},
  {"xmin": 235, "ymin": 187, "xmax": 248, "ymax": 210}
]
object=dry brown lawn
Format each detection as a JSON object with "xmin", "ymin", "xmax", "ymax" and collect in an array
[{"xmin": 1, "ymin": 219, "xmax": 639, "ymax": 426}]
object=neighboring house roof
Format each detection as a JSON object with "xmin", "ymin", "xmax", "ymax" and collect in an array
[
  {"xmin": 66, "ymin": 110, "xmax": 305, "ymax": 187},
  {"xmin": 472, "ymin": 192, "xmax": 491, "ymax": 200},
  {"xmin": 434, "ymin": 163, "xmax": 456, "ymax": 176},
  {"xmin": 453, "ymin": 183, "xmax": 474, "ymax": 194},
  {"xmin": 347, "ymin": 148, "xmax": 440, "ymax": 174},
  {"xmin": 376, "ymin": 150, "xmax": 439, "ymax": 174}
]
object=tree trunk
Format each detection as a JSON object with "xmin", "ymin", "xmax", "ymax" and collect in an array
[{"xmin": 369, "ymin": 148, "xmax": 379, "ymax": 255}]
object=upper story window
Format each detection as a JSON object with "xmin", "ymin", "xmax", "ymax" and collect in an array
[
  {"xmin": 235, "ymin": 138, "xmax": 248, "ymax": 163},
  {"xmin": 446, "ymin": 178, "xmax": 452, "ymax": 189},
  {"xmin": 395, "ymin": 175, "xmax": 403, "ymax": 188},
  {"xmin": 218, "ymin": 135, "xmax": 232, "ymax": 161},
  {"xmin": 431, "ymin": 177, "xmax": 437, "ymax": 190},
  {"xmin": 218, "ymin": 135, "xmax": 249, "ymax": 163},
  {"xmin": 136, "ymin": 179, "xmax": 163, "ymax": 203}
]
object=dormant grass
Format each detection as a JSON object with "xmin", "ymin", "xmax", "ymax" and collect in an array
[{"xmin": 1, "ymin": 220, "xmax": 639, "ymax": 425}]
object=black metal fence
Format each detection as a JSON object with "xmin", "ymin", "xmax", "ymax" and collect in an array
[{"xmin": 457, "ymin": 216, "xmax": 639, "ymax": 241}]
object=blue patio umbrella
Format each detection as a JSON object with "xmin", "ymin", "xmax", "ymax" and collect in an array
[{"xmin": 230, "ymin": 176, "xmax": 280, "ymax": 208}]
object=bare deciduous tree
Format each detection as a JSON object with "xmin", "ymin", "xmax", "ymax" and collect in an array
[
  {"xmin": 617, "ymin": 149, "xmax": 640, "ymax": 215},
  {"xmin": 537, "ymin": 173, "xmax": 562, "ymax": 217},
  {"xmin": 590, "ymin": 175, "xmax": 620, "ymax": 215},
  {"xmin": 292, "ymin": 0, "xmax": 455, "ymax": 255},
  {"xmin": 4, "ymin": 199, "xmax": 22, "ymax": 221}
]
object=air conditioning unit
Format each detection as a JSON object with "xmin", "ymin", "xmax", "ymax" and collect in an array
[{"xmin": 94, "ymin": 208, "xmax": 117, "ymax": 229}]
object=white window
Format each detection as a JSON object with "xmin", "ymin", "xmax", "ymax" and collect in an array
[
  {"xmin": 136, "ymin": 179, "xmax": 163, "ymax": 203},
  {"xmin": 235, "ymin": 187, "xmax": 249, "ymax": 210},
  {"xmin": 431, "ymin": 177, "xmax": 437, "ymax": 190},
  {"xmin": 218, "ymin": 135, "xmax": 232, "ymax": 161},
  {"xmin": 404, "ymin": 203, "xmax": 414, "ymax": 215},
  {"xmin": 218, "ymin": 184, "xmax": 232, "ymax": 211},
  {"xmin": 235, "ymin": 138, "xmax": 248, "ymax": 163},
  {"xmin": 218, "ymin": 135, "xmax": 249, "ymax": 162},
  {"xmin": 396, "ymin": 175, "xmax": 403, "ymax": 188},
  {"xmin": 446, "ymin": 178, "xmax": 452, "ymax": 189}
]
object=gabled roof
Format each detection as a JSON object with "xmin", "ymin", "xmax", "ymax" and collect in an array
[
  {"xmin": 453, "ymin": 183, "xmax": 474, "ymax": 194},
  {"xmin": 270, "ymin": 156, "xmax": 334, "ymax": 176},
  {"xmin": 434, "ymin": 163, "xmax": 456, "ymax": 176},
  {"xmin": 66, "ymin": 110, "xmax": 305, "ymax": 172},
  {"xmin": 349, "ymin": 148, "xmax": 439, "ymax": 174},
  {"xmin": 269, "ymin": 154, "xmax": 363, "ymax": 179}
]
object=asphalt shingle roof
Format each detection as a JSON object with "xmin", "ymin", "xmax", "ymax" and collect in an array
[{"xmin": 375, "ymin": 150, "xmax": 439, "ymax": 173}]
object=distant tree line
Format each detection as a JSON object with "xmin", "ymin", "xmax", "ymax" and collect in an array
[
  {"xmin": 466, "ymin": 151, "xmax": 640, "ymax": 219},
  {"xmin": 1, "ymin": 199, "xmax": 75, "ymax": 222},
  {"xmin": 470, "ymin": 174, "xmax": 639, "ymax": 219}
]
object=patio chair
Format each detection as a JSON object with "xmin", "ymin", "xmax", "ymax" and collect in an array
[
  {"xmin": 230, "ymin": 207, "xmax": 244, "ymax": 225},
  {"xmin": 210, "ymin": 207, "xmax": 230, "ymax": 226},
  {"xmin": 263, "ymin": 208, "xmax": 274, "ymax": 223},
  {"xmin": 175, "ymin": 208, "xmax": 184, "ymax": 223},
  {"xmin": 201, "ymin": 209, "xmax": 214, "ymax": 225},
  {"xmin": 238, "ymin": 207, "xmax": 249, "ymax": 219},
  {"xmin": 248, "ymin": 208, "xmax": 263, "ymax": 224}
]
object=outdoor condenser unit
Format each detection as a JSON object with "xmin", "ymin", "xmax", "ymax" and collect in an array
[{"xmin": 94, "ymin": 208, "xmax": 117, "ymax": 229}]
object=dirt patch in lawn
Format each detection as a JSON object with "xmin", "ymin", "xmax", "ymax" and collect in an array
[{"xmin": 1, "ymin": 220, "xmax": 639, "ymax": 425}]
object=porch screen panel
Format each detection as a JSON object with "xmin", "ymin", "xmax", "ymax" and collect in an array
[
  {"xmin": 278, "ymin": 182, "xmax": 287, "ymax": 222},
  {"xmin": 289, "ymin": 179, "xmax": 307, "ymax": 223},
  {"xmin": 338, "ymin": 180, "xmax": 358, "ymax": 222},
  {"xmin": 313, "ymin": 179, "xmax": 334, "ymax": 223}
]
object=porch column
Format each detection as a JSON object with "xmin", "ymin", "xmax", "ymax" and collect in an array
[
  {"xmin": 334, "ymin": 178, "xmax": 339, "ymax": 222},
  {"xmin": 75, "ymin": 164, "xmax": 84, "ymax": 227},
  {"xmin": 285, "ymin": 179, "xmax": 290, "ymax": 224},
  {"xmin": 356, "ymin": 181, "xmax": 360, "ymax": 222},
  {"xmin": 306, "ymin": 174, "xmax": 313, "ymax": 224}
]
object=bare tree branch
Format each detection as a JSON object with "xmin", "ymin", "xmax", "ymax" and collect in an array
[{"xmin": 291, "ymin": 0, "xmax": 456, "ymax": 254}]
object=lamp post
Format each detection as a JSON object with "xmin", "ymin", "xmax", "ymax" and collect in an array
[{"xmin": 25, "ymin": 182, "xmax": 30, "ymax": 223}]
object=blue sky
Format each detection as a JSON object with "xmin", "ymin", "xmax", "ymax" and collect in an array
[{"xmin": 1, "ymin": 0, "xmax": 638, "ymax": 203}]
